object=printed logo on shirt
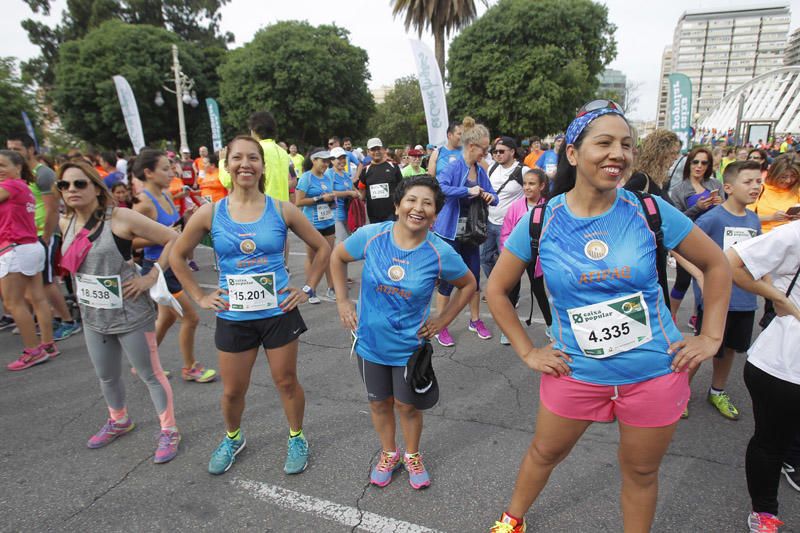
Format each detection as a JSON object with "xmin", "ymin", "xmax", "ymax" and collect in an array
[
  {"xmin": 584, "ymin": 239, "xmax": 609, "ymax": 260},
  {"xmin": 240, "ymin": 239, "xmax": 256, "ymax": 254},
  {"xmin": 388, "ymin": 265, "xmax": 405, "ymax": 282}
]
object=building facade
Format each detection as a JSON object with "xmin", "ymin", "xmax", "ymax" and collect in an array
[
  {"xmin": 786, "ymin": 27, "xmax": 800, "ymax": 65},
  {"xmin": 656, "ymin": 3, "xmax": 790, "ymax": 123},
  {"xmin": 597, "ymin": 69, "xmax": 628, "ymax": 109},
  {"xmin": 656, "ymin": 47, "xmax": 673, "ymax": 127}
]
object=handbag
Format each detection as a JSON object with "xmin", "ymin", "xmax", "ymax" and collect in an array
[
  {"xmin": 404, "ymin": 341, "xmax": 436, "ymax": 394},
  {"xmin": 456, "ymin": 198, "xmax": 489, "ymax": 247},
  {"xmin": 759, "ymin": 265, "xmax": 800, "ymax": 328}
]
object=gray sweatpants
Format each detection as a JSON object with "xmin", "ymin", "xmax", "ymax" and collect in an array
[{"xmin": 84, "ymin": 322, "xmax": 176, "ymax": 429}]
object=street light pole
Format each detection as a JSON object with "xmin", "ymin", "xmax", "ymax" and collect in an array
[{"xmin": 172, "ymin": 44, "xmax": 189, "ymax": 155}]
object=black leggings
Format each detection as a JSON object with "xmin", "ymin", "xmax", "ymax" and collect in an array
[
  {"xmin": 509, "ymin": 265, "xmax": 552, "ymax": 326},
  {"xmin": 671, "ymin": 263, "xmax": 692, "ymax": 300},
  {"xmin": 744, "ymin": 361, "xmax": 800, "ymax": 515}
]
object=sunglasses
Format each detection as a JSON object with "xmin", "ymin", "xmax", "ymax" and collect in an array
[
  {"xmin": 328, "ymin": 142, "xmax": 335, "ymax": 146},
  {"xmin": 748, "ymin": 155, "xmax": 763, "ymax": 160},
  {"xmin": 576, "ymin": 99, "xmax": 624, "ymax": 118},
  {"xmin": 691, "ymin": 159, "xmax": 710, "ymax": 166},
  {"xmin": 56, "ymin": 179, "xmax": 91, "ymax": 191},
  {"xmin": 493, "ymin": 148, "xmax": 510, "ymax": 155}
]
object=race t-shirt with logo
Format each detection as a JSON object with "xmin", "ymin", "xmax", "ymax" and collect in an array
[
  {"xmin": 297, "ymin": 171, "xmax": 336, "ymax": 230},
  {"xmin": 435, "ymin": 146, "xmax": 462, "ymax": 176},
  {"xmin": 535, "ymin": 150, "xmax": 559, "ymax": 178},
  {"xmin": 358, "ymin": 161, "xmax": 402, "ymax": 222},
  {"xmin": 0, "ymin": 178, "xmax": 38, "ymax": 245},
  {"xmin": 325, "ymin": 168, "xmax": 353, "ymax": 222},
  {"xmin": 198, "ymin": 169, "xmax": 228, "ymax": 203},
  {"xmin": 211, "ymin": 196, "xmax": 289, "ymax": 320},
  {"xmin": 344, "ymin": 221, "xmax": 468, "ymax": 366},
  {"xmin": 504, "ymin": 188, "xmax": 693, "ymax": 385},
  {"xmin": 694, "ymin": 205, "xmax": 761, "ymax": 311}
]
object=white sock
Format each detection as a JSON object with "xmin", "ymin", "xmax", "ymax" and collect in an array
[{"xmin": 709, "ymin": 387, "xmax": 724, "ymax": 396}]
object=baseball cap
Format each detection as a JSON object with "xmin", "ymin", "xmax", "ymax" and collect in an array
[
  {"xmin": 407, "ymin": 149, "xmax": 423, "ymax": 157},
  {"xmin": 414, "ymin": 144, "xmax": 424, "ymax": 151},
  {"xmin": 367, "ymin": 138, "xmax": 383, "ymax": 149},
  {"xmin": 426, "ymin": 143, "xmax": 435, "ymax": 150},
  {"xmin": 329, "ymin": 147, "xmax": 347, "ymax": 158},
  {"xmin": 310, "ymin": 150, "xmax": 333, "ymax": 160},
  {"xmin": 494, "ymin": 136, "xmax": 517, "ymax": 151}
]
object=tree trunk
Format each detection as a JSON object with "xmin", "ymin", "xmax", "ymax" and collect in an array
[{"xmin": 434, "ymin": 29, "xmax": 445, "ymax": 81}]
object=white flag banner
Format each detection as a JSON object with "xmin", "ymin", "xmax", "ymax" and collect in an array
[
  {"xmin": 409, "ymin": 40, "xmax": 448, "ymax": 147},
  {"xmin": 112, "ymin": 75, "xmax": 146, "ymax": 154}
]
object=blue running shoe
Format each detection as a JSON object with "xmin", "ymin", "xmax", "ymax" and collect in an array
[
  {"xmin": 284, "ymin": 434, "xmax": 309, "ymax": 474},
  {"xmin": 53, "ymin": 321, "xmax": 82, "ymax": 341},
  {"xmin": 208, "ymin": 434, "xmax": 246, "ymax": 475},
  {"xmin": 405, "ymin": 452, "xmax": 431, "ymax": 489},
  {"xmin": 370, "ymin": 450, "xmax": 402, "ymax": 487}
]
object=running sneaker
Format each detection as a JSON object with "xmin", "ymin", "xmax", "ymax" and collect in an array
[
  {"xmin": 182, "ymin": 363, "xmax": 217, "ymax": 383},
  {"xmin": 748, "ymin": 512, "xmax": 784, "ymax": 533},
  {"xmin": 0, "ymin": 315, "xmax": 15, "ymax": 331},
  {"xmin": 707, "ymin": 391, "xmax": 739, "ymax": 420},
  {"xmin": 40, "ymin": 342, "xmax": 60, "ymax": 360},
  {"xmin": 188, "ymin": 260, "xmax": 200, "ymax": 272},
  {"xmin": 781, "ymin": 463, "xmax": 800, "ymax": 492},
  {"xmin": 53, "ymin": 320, "xmax": 82, "ymax": 340},
  {"xmin": 325, "ymin": 288, "xmax": 336, "ymax": 301},
  {"xmin": 302, "ymin": 285, "xmax": 320, "ymax": 305},
  {"xmin": 7, "ymin": 347, "xmax": 48, "ymax": 371},
  {"xmin": 208, "ymin": 434, "xmax": 246, "ymax": 475},
  {"xmin": 284, "ymin": 433, "xmax": 309, "ymax": 474},
  {"xmin": 370, "ymin": 450, "xmax": 402, "ymax": 487},
  {"xmin": 500, "ymin": 333, "xmax": 510, "ymax": 345},
  {"xmin": 154, "ymin": 429, "xmax": 181, "ymax": 463},
  {"xmin": 87, "ymin": 418, "xmax": 135, "ymax": 449},
  {"xmin": 404, "ymin": 452, "xmax": 431, "ymax": 489},
  {"xmin": 688, "ymin": 315, "xmax": 697, "ymax": 333},
  {"xmin": 491, "ymin": 513, "xmax": 526, "ymax": 533},
  {"xmin": 469, "ymin": 319, "xmax": 493, "ymax": 340},
  {"xmin": 434, "ymin": 327, "xmax": 455, "ymax": 347}
]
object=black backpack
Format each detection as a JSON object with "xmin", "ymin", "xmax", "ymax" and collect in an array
[
  {"xmin": 526, "ymin": 191, "xmax": 669, "ymax": 325},
  {"xmin": 488, "ymin": 162, "xmax": 524, "ymax": 196}
]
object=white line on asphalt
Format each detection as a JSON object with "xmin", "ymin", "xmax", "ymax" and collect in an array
[{"xmin": 235, "ymin": 479, "xmax": 441, "ymax": 533}]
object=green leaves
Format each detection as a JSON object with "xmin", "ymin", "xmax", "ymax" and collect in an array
[
  {"xmin": 368, "ymin": 76, "xmax": 428, "ymax": 146},
  {"xmin": 0, "ymin": 58, "xmax": 41, "ymax": 146}
]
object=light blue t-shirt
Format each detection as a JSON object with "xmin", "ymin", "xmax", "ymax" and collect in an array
[
  {"xmin": 504, "ymin": 189, "xmax": 694, "ymax": 385},
  {"xmin": 694, "ymin": 205, "xmax": 761, "ymax": 311},
  {"xmin": 535, "ymin": 150, "xmax": 559, "ymax": 173},
  {"xmin": 436, "ymin": 146, "xmax": 462, "ymax": 176},
  {"xmin": 297, "ymin": 170, "xmax": 336, "ymax": 229},
  {"xmin": 325, "ymin": 168, "xmax": 353, "ymax": 222},
  {"xmin": 345, "ymin": 222, "xmax": 468, "ymax": 366}
]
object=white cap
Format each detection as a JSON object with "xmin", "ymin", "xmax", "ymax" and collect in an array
[
  {"xmin": 310, "ymin": 150, "xmax": 333, "ymax": 160},
  {"xmin": 367, "ymin": 138, "xmax": 383, "ymax": 149},
  {"xmin": 414, "ymin": 144, "xmax": 424, "ymax": 150},
  {"xmin": 329, "ymin": 147, "xmax": 347, "ymax": 158}
]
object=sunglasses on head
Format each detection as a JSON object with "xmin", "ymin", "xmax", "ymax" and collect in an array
[
  {"xmin": 56, "ymin": 179, "xmax": 91, "ymax": 191},
  {"xmin": 576, "ymin": 99, "xmax": 624, "ymax": 118},
  {"xmin": 691, "ymin": 159, "xmax": 709, "ymax": 166}
]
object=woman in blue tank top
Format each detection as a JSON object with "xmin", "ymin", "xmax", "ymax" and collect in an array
[
  {"xmin": 427, "ymin": 122, "xmax": 462, "ymax": 178},
  {"xmin": 133, "ymin": 150, "xmax": 217, "ymax": 383},
  {"xmin": 170, "ymin": 136, "xmax": 330, "ymax": 477},
  {"xmin": 485, "ymin": 102, "xmax": 732, "ymax": 532}
]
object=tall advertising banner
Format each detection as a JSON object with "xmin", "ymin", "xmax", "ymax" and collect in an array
[
  {"xmin": 668, "ymin": 73, "xmax": 693, "ymax": 153},
  {"xmin": 112, "ymin": 75, "xmax": 146, "ymax": 154},
  {"xmin": 409, "ymin": 40, "xmax": 448, "ymax": 147},
  {"xmin": 21, "ymin": 111, "xmax": 39, "ymax": 152},
  {"xmin": 205, "ymin": 98, "xmax": 223, "ymax": 153}
]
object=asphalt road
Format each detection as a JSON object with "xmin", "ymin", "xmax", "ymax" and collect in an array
[{"xmin": 1, "ymin": 237, "xmax": 798, "ymax": 532}]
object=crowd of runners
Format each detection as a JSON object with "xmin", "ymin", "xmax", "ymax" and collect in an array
[{"xmin": 2, "ymin": 102, "xmax": 800, "ymax": 532}]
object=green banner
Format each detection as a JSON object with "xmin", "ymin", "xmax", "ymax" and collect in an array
[
  {"xmin": 205, "ymin": 97, "xmax": 223, "ymax": 152},
  {"xmin": 668, "ymin": 73, "xmax": 692, "ymax": 152}
]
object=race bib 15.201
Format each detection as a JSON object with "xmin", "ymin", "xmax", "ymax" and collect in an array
[{"xmin": 226, "ymin": 272, "xmax": 278, "ymax": 311}]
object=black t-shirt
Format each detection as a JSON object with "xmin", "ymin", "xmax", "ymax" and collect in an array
[{"xmin": 359, "ymin": 161, "xmax": 403, "ymax": 222}]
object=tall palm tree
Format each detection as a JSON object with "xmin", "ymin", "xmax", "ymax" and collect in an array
[{"xmin": 391, "ymin": 0, "xmax": 486, "ymax": 78}]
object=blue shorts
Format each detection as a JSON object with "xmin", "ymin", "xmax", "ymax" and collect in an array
[{"xmin": 437, "ymin": 238, "xmax": 480, "ymax": 296}]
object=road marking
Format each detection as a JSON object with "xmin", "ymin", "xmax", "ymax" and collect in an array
[{"xmin": 235, "ymin": 479, "xmax": 441, "ymax": 533}]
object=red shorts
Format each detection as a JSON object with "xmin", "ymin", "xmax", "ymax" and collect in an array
[{"xmin": 539, "ymin": 371, "xmax": 689, "ymax": 428}]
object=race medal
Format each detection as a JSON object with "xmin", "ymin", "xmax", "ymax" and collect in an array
[
  {"xmin": 369, "ymin": 183, "xmax": 390, "ymax": 199},
  {"xmin": 316, "ymin": 203, "xmax": 333, "ymax": 221},
  {"xmin": 567, "ymin": 292, "xmax": 652, "ymax": 358},
  {"xmin": 226, "ymin": 272, "xmax": 278, "ymax": 311},
  {"xmin": 76, "ymin": 273, "xmax": 123, "ymax": 309},
  {"xmin": 723, "ymin": 226, "xmax": 757, "ymax": 250}
]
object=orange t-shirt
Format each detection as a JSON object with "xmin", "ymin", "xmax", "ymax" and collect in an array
[
  {"xmin": 198, "ymin": 169, "xmax": 228, "ymax": 203},
  {"xmin": 524, "ymin": 149, "xmax": 544, "ymax": 169},
  {"xmin": 194, "ymin": 157, "xmax": 206, "ymax": 174},
  {"xmin": 748, "ymin": 183, "xmax": 800, "ymax": 233}
]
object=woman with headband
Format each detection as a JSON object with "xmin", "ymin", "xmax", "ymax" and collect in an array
[{"xmin": 486, "ymin": 101, "xmax": 731, "ymax": 533}]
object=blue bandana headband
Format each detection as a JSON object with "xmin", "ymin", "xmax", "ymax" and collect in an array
[{"xmin": 565, "ymin": 108, "xmax": 625, "ymax": 146}]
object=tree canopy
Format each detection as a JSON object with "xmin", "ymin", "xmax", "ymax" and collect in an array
[
  {"xmin": 368, "ymin": 76, "xmax": 428, "ymax": 146},
  {"xmin": 0, "ymin": 58, "xmax": 41, "ymax": 147},
  {"xmin": 218, "ymin": 21, "xmax": 374, "ymax": 146},
  {"xmin": 446, "ymin": 0, "xmax": 616, "ymax": 137},
  {"xmin": 53, "ymin": 20, "xmax": 219, "ymax": 150}
]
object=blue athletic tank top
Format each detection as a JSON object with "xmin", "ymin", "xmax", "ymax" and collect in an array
[
  {"xmin": 212, "ymin": 196, "xmax": 289, "ymax": 321},
  {"xmin": 142, "ymin": 189, "xmax": 179, "ymax": 260},
  {"xmin": 435, "ymin": 146, "xmax": 462, "ymax": 176}
]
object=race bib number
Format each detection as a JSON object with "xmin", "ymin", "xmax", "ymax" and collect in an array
[
  {"xmin": 456, "ymin": 217, "xmax": 467, "ymax": 237},
  {"xmin": 723, "ymin": 226, "xmax": 757, "ymax": 250},
  {"xmin": 370, "ymin": 183, "xmax": 390, "ymax": 199},
  {"xmin": 316, "ymin": 203, "xmax": 333, "ymax": 221},
  {"xmin": 545, "ymin": 164, "xmax": 557, "ymax": 177},
  {"xmin": 567, "ymin": 292, "xmax": 652, "ymax": 358},
  {"xmin": 226, "ymin": 273, "xmax": 278, "ymax": 311},
  {"xmin": 76, "ymin": 274, "xmax": 123, "ymax": 309}
]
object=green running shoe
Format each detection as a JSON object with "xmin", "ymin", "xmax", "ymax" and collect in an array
[
  {"xmin": 284, "ymin": 434, "xmax": 309, "ymax": 474},
  {"xmin": 708, "ymin": 391, "xmax": 739, "ymax": 420},
  {"xmin": 208, "ymin": 434, "xmax": 246, "ymax": 475}
]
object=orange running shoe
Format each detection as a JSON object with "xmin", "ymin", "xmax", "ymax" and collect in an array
[{"xmin": 490, "ymin": 512, "xmax": 526, "ymax": 532}]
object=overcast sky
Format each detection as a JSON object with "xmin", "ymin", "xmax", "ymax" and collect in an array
[{"xmin": 3, "ymin": 0, "xmax": 799, "ymax": 123}]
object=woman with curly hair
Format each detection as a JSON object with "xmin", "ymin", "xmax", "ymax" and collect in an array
[{"xmin": 624, "ymin": 129, "xmax": 681, "ymax": 203}]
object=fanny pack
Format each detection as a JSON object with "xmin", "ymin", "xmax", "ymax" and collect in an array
[
  {"xmin": 61, "ymin": 214, "xmax": 103, "ymax": 274},
  {"xmin": 404, "ymin": 341, "xmax": 436, "ymax": 394}
]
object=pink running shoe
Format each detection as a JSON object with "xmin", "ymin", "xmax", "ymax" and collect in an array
[
  {"xmin": 154, "ymin": 429, "xmax": 181, "ymax": 464},
  {"xmin": 434, "ymin": 327, "xmax": 455, "ymax": 347},
  {"xmin": 40, "ymin": 342, "xmax": 60, "ymax": 360},
  {"xmin": 748, "ymin": 512, "xmax": 784, "ymax": 532},
  {"xmin": 469, "ymin": 319, "xmax": 493, "ymax": 340},
  {"xmin": 370, "ymin": 450, "xmax": 403, "ymax": 487},
  {"xmin": 7, "ymin": 347, "xmax": 49, "ymax": 371},
  {"xmin": 87, "ymin": 418, "xmax": 136, "ymax": 449},
  {"xmin": 404, "ymin": 453, "xmax": 431, "ymax": 489}
]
